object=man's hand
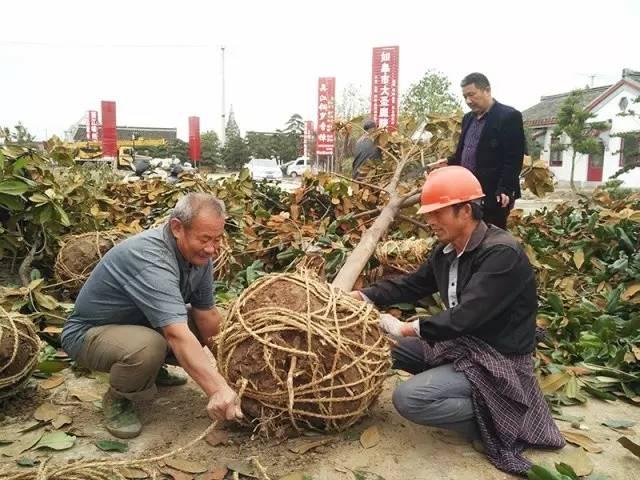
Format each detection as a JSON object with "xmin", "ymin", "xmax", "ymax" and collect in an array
[
  {"xmin": 379, "ymin": 314, "xmax": 404, "ymax": 336},
  {"xmin": 496, "ymin": 193, "xmax": 510, "ymax": 208},
  {"xmin": 349, "ymin": 291, "xmax": 363, "ymax": 301},
  {"xmin": 207, "ymin": 384, "xmax": 243, "ymax": 421}
]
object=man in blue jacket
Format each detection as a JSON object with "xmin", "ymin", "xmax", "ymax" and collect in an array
[{"xmin": 437, "ymin": 73, "xmax": 525, "ymax": 230}]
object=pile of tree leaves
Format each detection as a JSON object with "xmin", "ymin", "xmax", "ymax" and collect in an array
[{"xmin": 0, "ymin": 117, "xmax": 637, "ymax": 405}]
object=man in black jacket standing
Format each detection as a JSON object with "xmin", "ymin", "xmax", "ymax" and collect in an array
[
  {"xmin": 440, "ymin": 73, "xmax": 525, "ymax": 230},
  {"xmin": 350, "ymin": 166, "xmax": 563, "ymax": 475},
  {"xmin": 352, "ymin": 120, "xmax": 382, "ymax": 179}
]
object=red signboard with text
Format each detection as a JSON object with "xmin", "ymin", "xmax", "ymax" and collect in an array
[
  {"xmin": 188, "ymin": 116, "xmax": 201, "ymax": 165},
  {"xmin": 316, "ymin": 77, "xmax": 335, "ymax": 156},
  {"xmin": 86, "ymin": 110, "xmax": 98, "ymax": 141},
  {"xmin": 100, "ymin": 101, "xmax": 117, "ymax": 157},
  {"xmin": 371, "ymin": 46, "xmax": 399, "ymax": 130}
]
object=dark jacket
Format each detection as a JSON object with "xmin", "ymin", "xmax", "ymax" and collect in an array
[
  {"xmin": 352, "ymin": 134, "xmax": 381, "ymax": 178},
  {"xmin": 449, "ymin": 101, "xmax": 525, "ymax": 200},
  {"xmin": 362, "ymin": 222, "xmax": 537, "ymax": 354}
]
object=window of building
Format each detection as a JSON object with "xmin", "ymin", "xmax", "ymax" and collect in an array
[
  {"xmin": 620, "ymin": 135, "xmax": 640, "ymax": 167},
  {"xmin": 549, "ymin": 136, "xmax": 563, "ymax": 167}
]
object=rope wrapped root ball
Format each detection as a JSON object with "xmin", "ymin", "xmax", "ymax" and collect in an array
[
  {"xmin": 54, "ymin": 230, "xmax": 126, "ymax": 293},
  {"xmin": 368, "ymin": 237, "xmax": 435, "ymax": 283},
  {"xmin": 214, "ymin": 272, "xmax": 391, "ymax": 438},
  {"xmin": 0, "ymin": 308, "xmax": 40, "ymax": 400}
]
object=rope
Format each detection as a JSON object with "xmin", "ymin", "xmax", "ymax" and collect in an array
[
  {"xmin": 373, "ymin": 238, "xmax": 434, "ymax": 274},
  {"xmin": 0, "ymin": 381, "xmax": 252, "ymax": 480},
  {"xmin": 215, "ymin": 271, "xmax": 391, "ymax": 437},
  {"xmin": 0, "ymin": 307, "xmax": 40, "ymax": 399},
  {"xmin": 54, "ymin": 230, "xmax": 124, "ymax": 292}
]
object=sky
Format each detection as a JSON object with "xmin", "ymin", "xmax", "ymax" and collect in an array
[{"xmin": 1, "ymin": 0, "xmax": 639, "ymax": 141}]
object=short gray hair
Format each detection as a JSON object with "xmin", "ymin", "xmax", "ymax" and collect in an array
[
  {"xmin": 461, "ymin": 72, "xmax": 491, "ymax": 90},
  {"xmin": 170, "ymin": 193, "xmax": 226, "ymax": 228}
]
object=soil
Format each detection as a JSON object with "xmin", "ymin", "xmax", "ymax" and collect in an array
[{"xmin": 0, "ymin": 367, "xmax": 637, "ymax": 480}]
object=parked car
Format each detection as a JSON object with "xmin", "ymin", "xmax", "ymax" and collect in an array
[
  {"xmin": 280, "ymin": 160, "xmax": 295, "ymax": 175},
  {"xmin": 286, "ymin": 157, "xmax": 310, "ymax": 177},
  {"xmin": 245, "ymin": 158, "xmax": 283, "ymax": 180}
]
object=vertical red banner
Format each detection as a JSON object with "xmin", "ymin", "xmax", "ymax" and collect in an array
[
  {"xmin": 371, "ymin": 46, "xmax": 400, "ymax": 130},
  {"xmin": 87, "ymin": 110, "xmax": 98, "ymax": 141},
  {"xmin": 316, "ymin": 77, "xmax": 336, "ymax": 156},
  {"xmin": 304, "ymin": 120, "xmax": 314, "ymax": 157},
  {"xmin": 101, "ymin": 101, "xmax": 117, "ymax": 157},
  {"xmin": 188, "ymin": 116, "xmax": 201, "ymax": 165}
]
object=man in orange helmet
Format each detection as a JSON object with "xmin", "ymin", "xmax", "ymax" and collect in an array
[{"xmin": 350, "ymin": 166, "xmax": 563, "ymax": 475}]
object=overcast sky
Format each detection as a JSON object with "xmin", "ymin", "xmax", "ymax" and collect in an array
[{"xmin": 1, "ymin": 0, "xmax": 639, "ymax": 141}]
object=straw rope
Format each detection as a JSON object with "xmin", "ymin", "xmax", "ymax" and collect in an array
[
  {"xmin": 0, "ymin": 307, "xmax": 40, "ymax": 399},
  {"xmin": 215, "ymin": 271, "xmax": 391, "ymax": 436}
]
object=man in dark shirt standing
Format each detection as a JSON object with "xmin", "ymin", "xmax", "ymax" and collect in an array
[
  {"xmin": 350, "ymin": 166, "xmax": 563, "ymax": 474},
  {"xmin": 437, "ymin": 73, "xmax": 525, "ymax": 230},
  {"xmin": 352, "ymin": 119, "xmax": 382, "ymax": 178}
]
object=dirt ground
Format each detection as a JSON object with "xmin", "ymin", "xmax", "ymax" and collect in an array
[{"xmin": 1, "ymin": 365, "xmax": 638, "ymax": 480}]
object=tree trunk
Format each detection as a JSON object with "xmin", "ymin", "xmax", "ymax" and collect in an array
[{"xmin": 331, "ymin": 155, "xmax": 418, "ymax": 291}]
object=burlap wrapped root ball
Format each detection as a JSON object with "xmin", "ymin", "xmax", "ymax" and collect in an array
[
  {"xmin": 54, "ymin": 230, "xmax": 126, "ymax": 293},
  {"xmin": 0, "ymin": 308, "xmax": 40, "ymax": 400},
  {"xmin": 214, "ymin": 272, "xmax": 391, "ymax": 437}
]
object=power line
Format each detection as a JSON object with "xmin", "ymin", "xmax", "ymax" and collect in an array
[{"xmin": 0, "ymin": 40, "xmax": 208, "ymax": 48}]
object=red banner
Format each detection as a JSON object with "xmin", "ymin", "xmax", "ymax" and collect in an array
[
  {"xmin": 188, "ymin": 116, "xmax": 201, "ymax": 165},
  {"xmin": 87, "ymin": 110, "xmax": 98, "ymax": 141},
  {"xmin": 316, "ymin": 77, "xmax": 335, "ymax": 156},
  {"xmin": 371, "ymin": 46, "xmax": 399, "ymax": 130},
  {"xmin": 304, "ymin": 120, "xmax": 314, "ymax": 157},
  {"xmin": 100, "ymin": 101, "xmax": 117, "ymax": 157}
]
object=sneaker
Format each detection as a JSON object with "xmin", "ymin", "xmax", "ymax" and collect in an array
[
  {"xmin": 102, "ymin": 390, "xmax": 142, "ymax": 439},
  {"xmin": 156, "ymin": 365, "xmax": 187, "ymax": 386}
]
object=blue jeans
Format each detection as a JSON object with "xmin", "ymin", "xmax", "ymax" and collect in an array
[{"xmin": 391, "ymin": 337, "xmax": 480, "ymax": 441}]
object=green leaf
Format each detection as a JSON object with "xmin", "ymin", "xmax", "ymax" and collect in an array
[
  {"xmin": 35, "ymin": 431, "xmax": 75, "ymax": 450},
  {"xmin": 0, "ymin": 192, "xmax": 25, "ymax": 210},
  {"xmin": 547, "ymin": 293, "xmax": 564, "ymax": 315},
  {"xmin": 601, "ymin": 419, "xmax": 635, "ymax": 429},
  {"xmin": 16, "ymin": 457, "xmax": 38, "ymax": 467},
  {"xmin": 95, "ymin": 440, "xmax": 128, "ymax": 452},
  {"xmin": 555, "ymin": 463, "xmax": 579, "ymax": 480},
  {"xmin": 36, "ymin": 359, "xmax": 70, "ymax": 374},
  {"xmin": 0, "ymin": 179, "xmax": 29, "ymax": 195}
]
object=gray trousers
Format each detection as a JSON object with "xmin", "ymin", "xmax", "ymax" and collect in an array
[{"xmin": 391, "ymin": 337, "xmax": 480, "ymax": 441}]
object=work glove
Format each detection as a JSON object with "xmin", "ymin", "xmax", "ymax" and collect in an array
[{"xmin": 378, "ymin": 313, "xmax": 404, "ymax": 337}]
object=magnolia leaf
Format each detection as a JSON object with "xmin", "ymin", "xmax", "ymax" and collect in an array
[
  {"xmin": 621, "ymin": 283, "xmax": 640, "ymax": 301},
  {"xmin": 95, "ymin": 440, "xmax": 128, "ymax": 452},
  {"xmin": 35, "ymin": 431, "xmax": 76, "ymax": 451},
  {"xmin": 33, "ymin": 403, "xmax": 59, "ymax": 422},
  {"xmin": 36, "ymin": 360, "xmax": 69, "ymax": 374},
  {"xmin": 226, "ymin": 460, "xmax": 258, "ymax": 478},
  {"xmin": 618, "ymin": 436, "xmax": 640, "ymax": 458},
  {"xmin": 573, "ymin": 249, "xmax": 585, "ymax": 270},
  {"xmin": 0, "ymin": 430, "xmax": 44, "ymax": 457},
  {"xmin": 601, "ymin": 419, "xmax": 635, "ymax": 429},
  {"xmin": 0, "ymin": 179, "xmax": 30, "ymax": 196},
  {"xmin": 121, "ymin": 467, "xmax": 150, "ymax": 479},
  {"xmin": 40, "ymin": 375, "xmax": 65, "ymax": 390},
  {"xmin": 204, "ymin": 429, "xmax": 229, "ymax": 447},
  {"xmin": 51, "ymin": 414, "xmax": 72, "ymax": 430},
  {"xmin": 288, "ymin": 437, "xmax": 333, "ymax": 454},
  {"xmin": 539, "ymin": 372, "xmax": 571, "ymax": 395},
  {"xmin": 557, "ymin": 448, "xmax": 593, "ymax": 477},
  {"xmin": 33, "ymin": 290, "xmax": 61, "ymax": 311},
  {"xmin": 16, "ymin": 457, "xmax": 38, "ymax": 467},
  {"xmin": 359, "ymin": 425, "xmax": 380, "ymax": 449},
  {"xmin": 561, "ymin": 431, "xmax": 603, "ymax": 453},
  {"xmin": 164, "ymin": 458, "xmax": 208, "ymax": 474}
]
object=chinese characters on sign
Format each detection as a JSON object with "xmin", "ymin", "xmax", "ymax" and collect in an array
[
  {"xmin": 371, "ymin": 46, "xmax": 399, "ymax": 130},
  {"xmin": 316, "ymin": 77, "xmax": 336, "ymax": 156},
  {"xmin": 86, "ymin": 110, "xmax": 98, "ymax": 141}
]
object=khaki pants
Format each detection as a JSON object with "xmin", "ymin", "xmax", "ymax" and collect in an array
[{"xmin": 75, "ymin": 311, "xmax": 204, "ymax": 401}]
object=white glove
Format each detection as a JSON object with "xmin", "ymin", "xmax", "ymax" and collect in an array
[{"xmin": 379, "ymin": 314, "xmax": 403, "ymax": 336}]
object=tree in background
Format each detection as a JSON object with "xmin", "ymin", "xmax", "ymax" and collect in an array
[
  {"xmin": 145, "ymin": 140, "xmax": 188, "ymax": 161},
  {"xmin": 284, "ymin": 114, "xmax": 304, "ymax": 136},
  {"xmin": 401, "ymin": 70, "xmax": 461, "ymax": 120},
  {"xmin": 221, "ymin": 109, "xmax": 250, "ymax": 169},
  {"xmin": 524, "ymin": 127, "xmax": 543, "ymax": 160},
  {"xmin": 612, "ymin": 95, "xmax": 640, "ymax": 178},
  {"xmin": 1, "ymin": 122, "xmax": 37, "ymax": 146},
  {"xmin": 552, "ymin": 90, "xmax": 608, "ymax": 192},
  {"xmin": 200, "ymin": 130, "xmax": 221, "ymax": 169},
  {"xmin": 336, "ymin": 84, "xmax": 370, "ymax": 121}
]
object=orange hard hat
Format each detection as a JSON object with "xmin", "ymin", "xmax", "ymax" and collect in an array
[{"xmin": 417, "ymin": 166, "xmax": 485, "ymax": 214}]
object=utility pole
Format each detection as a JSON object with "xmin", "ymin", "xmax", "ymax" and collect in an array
[{"xmin": 221, "ymin": 46, "xmax": 226, "ymax": 145}]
